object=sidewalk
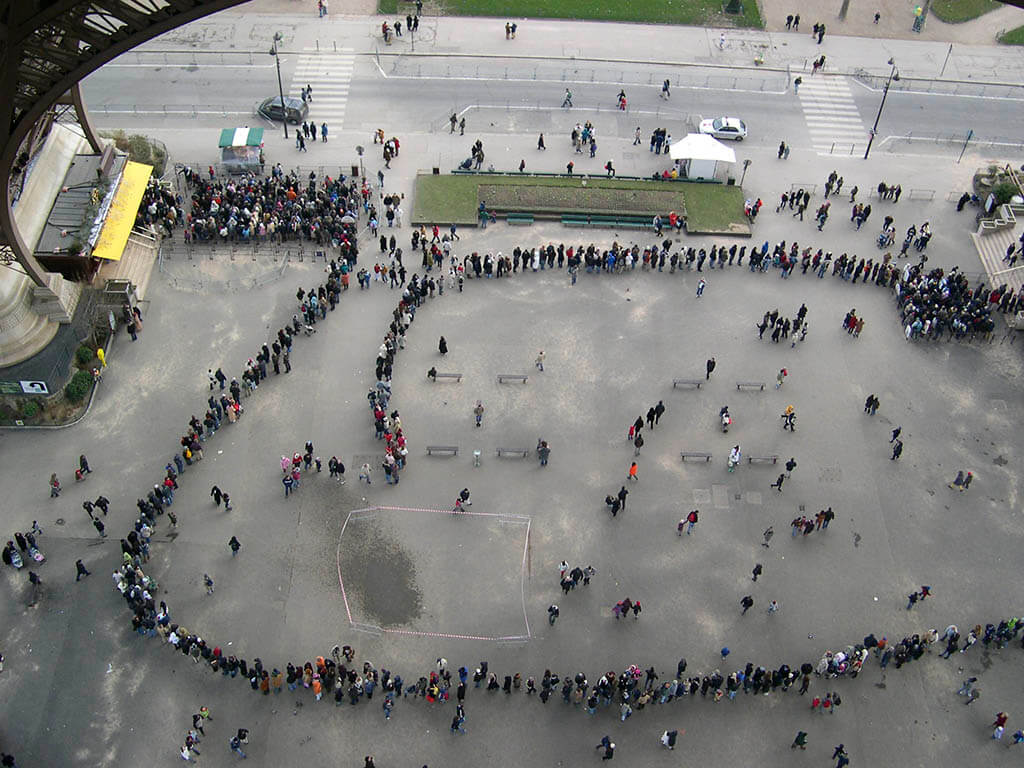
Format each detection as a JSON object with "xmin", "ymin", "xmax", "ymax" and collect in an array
[
  {"xmin": 204, "ymin": 9, "xmax": 1024, "ymax": 84},
  {"xmin": 760, "ymin": 0, "xmax": 1024, "ymax": 45},
  {"xmin": 236, "ymin": 0, "xmax": 1024, "ymax": 46}
]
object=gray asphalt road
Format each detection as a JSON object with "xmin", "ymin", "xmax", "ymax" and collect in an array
[{"xmin": 79, "ymin": 51, "xmax": 1020, "ymax": 154}]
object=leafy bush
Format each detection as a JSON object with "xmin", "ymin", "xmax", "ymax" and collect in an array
[
  {"xmin": 127, "ymin": 135, "xmax": 152, "ymax": 165},
  {"xmin": 75, "ymin": 345, "xmax": 95, "ymax": 366},
  {"xmin": 20, "ymin": 401, "xmax": 40, "ymax": 419},
  {"xmin": 993, "ymin": 181, "xmax": 1020, "ymax": 205},
  {"xmin": 64, "ymin": 370, "xmax": 93, "ymax": 403}
]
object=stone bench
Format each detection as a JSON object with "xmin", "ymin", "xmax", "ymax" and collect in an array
[
  {"xmin": 425, "ymin": 445, "xmax": 459, "ymax": 456},
  {"xmin": 497, "ymin": 374, "xmax": 529, "ymax": 383},
  {"xmin": 680, "ymin": 451, "xmax": 712, "ymax": 462},
  {"xmin": 496, "ymin": 448, "xmax": 530, "ymax": 458},
  {"xmin": 673, "ymin": 379, "xmax": 703, "ymax": 389},
  {"xmin": 736, "ymin": 381, "xmax": 766, "ymax": 391}
]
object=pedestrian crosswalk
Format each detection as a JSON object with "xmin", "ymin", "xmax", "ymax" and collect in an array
[
  {"xmin": 797, "ymin": 77, "xmax": 868, "ymax": 156},
  {"xmin": 290, "ymin": 48, "xmax": 355, "ymax": 131}
]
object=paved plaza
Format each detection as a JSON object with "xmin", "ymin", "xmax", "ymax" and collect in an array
[{"xmin": 3, "ymin": 6, "xmax": 1024, "ymax": 768}]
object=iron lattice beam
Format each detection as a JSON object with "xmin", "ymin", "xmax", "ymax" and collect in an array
[{"xmin": 0, "ymin": 0, "xmax": 251, "ymax": 286}]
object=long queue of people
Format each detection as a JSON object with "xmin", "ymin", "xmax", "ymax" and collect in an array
[{"xmin": 403, "ymin": 234, "xmax": 1011, "ymax": 340}]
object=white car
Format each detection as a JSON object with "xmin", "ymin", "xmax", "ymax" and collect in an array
[{"xmin": 699, "ymin": 116, "xmax": 747, "ymax": 141}]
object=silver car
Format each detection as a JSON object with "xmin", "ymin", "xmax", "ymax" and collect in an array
[{"xmin": 699, "ymin": 116, "xmax": 747, "ymax": 141}]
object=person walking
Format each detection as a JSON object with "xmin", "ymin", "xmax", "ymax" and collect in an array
[
  {"xmin": 92, "ymin": 517, "xmax": 107, "ymax": 538},
  {"xmin": 75, "ymin": 559, "xmax": 91, "ymax": 581},
  {"xmin": 228, "ymin": 536, "xmax": 241, "ymax": 557},
  {"xmin": 776, "ymin": 368, "xmax": 787, "ymax": 389},
  {"xmin": 791, "ymin": 731, "xmax": 808, "ymax": 750},
  {"xmin": 762, "ymin": 526, "xmax": 773, "ymax": 547},
  {"xmin": 957, "ymin": 676, "xmax": 978, "ymax": 696},
  {"xmin": 741, "ymin": 595, "xmax": 754, "ymax": 614},
  {"xmin": 891, "ymin": 438, "xmax": 903, "ymax": 460},
  {"xmin": 949, "ymin": 470, "xmax": 966, "ymax": 489},
  {"xmin": 548, "ymin": 604, "xmax": 559, "ymax": 625},
  {"xmin": 770, "ymin": 473, "xmax": 785, "ymax": 492},
  {"xmin": 228, "ymin": 735, "xmax": 246, "ymax": 759},
  {"xmin": 473, "ymin": 400, "xmax": 485, "ymax": 427},
  {"xmin": 685, "ymin": 509, "xmax": 699, "ymax": 534},
  {"xmin": 696, "ymin": 277, "xmax": 706, "ymax": 297},
  {"xmin": 438, "ymin": 335, "xmax": 448, "ymax": 355},
  {"xmin": 535, "ymin": 350, "xmax": 545, "ymax": 371},
  {"xmin": 537, "ymin": 440, "xmax": 550, "ymax": 466},
  {"xmin": 633, "ymin": 433, "xmax": 644, "ymax": 456},
  {"xmin": 595, "ymin": 736, "xmax": 614, "ymax": 760},
  {"xmin": 752, "ymin": 563, "xmax": 763, "ymax": 582},
  {"xmin": 628, "ymin": 462, "xmax": 638, "ymax": 482},
  {"xmin": 706, "ymin": 357, "xmax": 716, "ymax": 379},
  {"xmin": 767, "ymin": 599, "xmax": 779, "ymax": 614}
]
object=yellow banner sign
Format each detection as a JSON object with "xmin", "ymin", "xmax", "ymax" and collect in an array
[{"xmin": 92, "ymin": 161, "xmax": 153, "ymax": 261}]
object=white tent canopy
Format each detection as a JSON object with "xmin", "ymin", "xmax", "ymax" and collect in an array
[
  {"xmin": 668, "ymin": 133, "xmax": 736, "ymax": 181},
  {"xmin": 669, "ymin": 133, "xmax": 736, "ymax": 163}
]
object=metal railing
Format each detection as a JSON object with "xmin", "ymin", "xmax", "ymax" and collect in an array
[
  {"xmin": 853, "ymin": 71, "xmax": 1024, "ymax": 101},
  {"xmin": 880, "ymin": 131, "xmax": 1024, "ymax": 156},
  {"xmin": 386, "ymin": 57, "xmax": 789, "ymax": 102}
]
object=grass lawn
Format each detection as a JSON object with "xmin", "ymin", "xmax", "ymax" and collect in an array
[
  {"xmin": 998, "ymin": 25, "xmax": 1024, "ymax": 45},
  {"xmin": 929, "ymin": 0, "xmax": 1001, "ymax": 23},
  {"xmin": 413, "ymin": 173, "xmax": 748, "ymax": 233},
  {"xmin": 680, "ymin": 183, "xmax": 746, "ymax": 233},
  {"xmin": 379, "ymin": 0, "xmax": 762, "ymax": 28}
]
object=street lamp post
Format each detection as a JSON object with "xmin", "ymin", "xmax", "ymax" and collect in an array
[
  {"xmin": 740, "ymin": 158, "xmax": 752, "ymax": 186},
  {"xmin": 864, "ymin": 58, "xmax": 898, "ymax": 160},
  {"xmin": 271, "ymin": 32, "xmax": 288, "ymax": 139}
]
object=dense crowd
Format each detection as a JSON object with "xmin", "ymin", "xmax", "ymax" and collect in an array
[{"xmin": 381, "ymin": 231, "xmax": 1013, "ymax": 339}]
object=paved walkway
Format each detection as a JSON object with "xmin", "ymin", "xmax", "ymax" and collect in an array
[
  {"xmin": 234, "ymin": 0, "xmax": 1024, "ymax": 46},
  {"xmin": 760, "ymin": 0, "xmax": 1024, "ymax": 44}
]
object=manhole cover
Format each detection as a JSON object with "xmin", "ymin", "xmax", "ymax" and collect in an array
[{"xmin": 55, "ymin": 518, "xmax": 65, "ymax": 526}]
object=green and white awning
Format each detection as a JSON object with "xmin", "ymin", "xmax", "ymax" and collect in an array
[{"xmin": 218, "ymin": 127, "xmax": 264, "ymax": 148}]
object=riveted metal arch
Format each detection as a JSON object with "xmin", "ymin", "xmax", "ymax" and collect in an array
[{"xmin": 0, "ymin": 0, "xmax": 251, "ymax": 285}]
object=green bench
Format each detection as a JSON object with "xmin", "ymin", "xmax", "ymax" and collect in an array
[
  {"xmin": 506, "ymin": 213, "xmax": 534, "ymax": 225},
  {"xmin": 561, "ymin": 215, "xmax": 652, "ymax": 230}
]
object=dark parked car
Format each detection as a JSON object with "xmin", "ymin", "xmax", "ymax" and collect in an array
[{"xmin": 257, "ymin": 96, "xmax": 308, "ymax": 125}]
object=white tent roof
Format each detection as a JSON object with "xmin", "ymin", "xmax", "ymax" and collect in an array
[{"xmin": 668, "ymin": 133, "xmax": 736, "ymax": 163}]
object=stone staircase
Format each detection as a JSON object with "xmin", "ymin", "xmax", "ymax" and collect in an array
[
  {"xmin": 31, "ymin": 272, "xmax": 82, "ymax": 323},
  {"xmin": 95, "ymin": 226, "xmax": 160, "ymax": 301},
  {"xmin": 971, "ymin": 202, "xmax": 1024, "ymax": 296}
]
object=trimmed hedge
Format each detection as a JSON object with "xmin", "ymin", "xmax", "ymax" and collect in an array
[{"xmin": 64, "ymin": 370, "xmax": 93, "ymax": 403}]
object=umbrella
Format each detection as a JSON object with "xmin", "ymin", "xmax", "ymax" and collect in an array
[{"xmin": 340, "ymin": 214, "xmax": 356, "ymax": 224}]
